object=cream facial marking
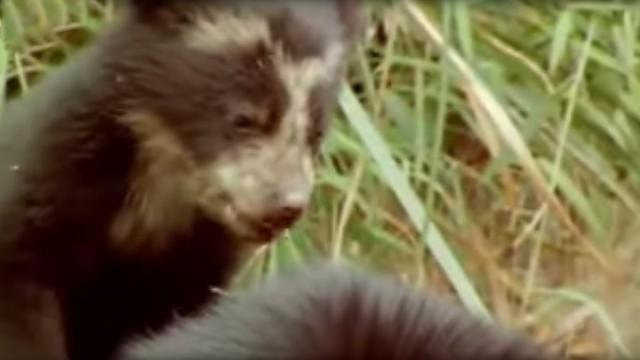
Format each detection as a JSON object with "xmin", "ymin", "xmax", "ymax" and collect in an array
[
  {"xmin": 110, "ymin": 112, "xmax": 199, "ymax": 253},
  {"xmin": 185, "ymin": 10, "xmax": 271, "ymax": 52},
  {"xmin": 194, "ymin": 42, "xmax": 348, "ymax": 240},
  {"xmin": 275, "ymin": 41, "xmax": 345, "ymax": 138},
  {"xmin": 112, "ymin": 108, "xmax": 318, "ymax": 249}
]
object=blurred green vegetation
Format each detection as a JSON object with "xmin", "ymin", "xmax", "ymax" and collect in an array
[{"xmin": 2, "ymin": 1, "xmax": 640, "ymax": 358}]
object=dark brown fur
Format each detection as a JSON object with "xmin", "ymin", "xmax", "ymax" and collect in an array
[
  {"xmin": 0, "ymin": 1, "xmax": 362, "ymax": 359},
  {"xmin": 124, "ymin": 260, "xmax": 559, "ymax": 360}
]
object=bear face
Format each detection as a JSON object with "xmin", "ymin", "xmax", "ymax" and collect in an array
[{"xmin": 103, "ymin": 0, "xmax": 362, "ymax": 252}]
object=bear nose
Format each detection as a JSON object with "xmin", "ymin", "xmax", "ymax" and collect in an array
[
  {"xmin": 275, "ymin": 205, "xmax": 304, "ymax": 226},
  {"xmin": 259, "ymin": 205, "xmax": 304, "ymax": 233},
  {"xmin": 264, "ymin": 183, "xmax": 310, "ymax": 227}
]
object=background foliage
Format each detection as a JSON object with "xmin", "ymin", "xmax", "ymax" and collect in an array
[{"xmin": 2, "ymin": 1, "xmax": 640, "ymax": 358}]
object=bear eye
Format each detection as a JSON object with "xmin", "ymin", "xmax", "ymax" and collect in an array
[
  {"xmin": 227, "ymin": 100, "xmax": 279, "ymax": 138},
  {"xmin": 232, "ymin": 114, "xmax": 258, "ymax": 132},
  {"xmin": 229, "ymin": 102, "xmax": 264, "ymax": 135}
]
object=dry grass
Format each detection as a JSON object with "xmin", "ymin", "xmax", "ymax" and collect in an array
[{"xmin": 3, "ymin": 1, "xmax": 640, "ymax": 358}]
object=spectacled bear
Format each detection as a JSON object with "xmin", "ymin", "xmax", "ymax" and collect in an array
[{"xmin": 0, "ymin": 1, "xmax": 363, "ymax": 359}]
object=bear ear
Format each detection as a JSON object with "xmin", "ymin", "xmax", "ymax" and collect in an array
[
  {"xmin": 127, "ymin": 0, "xmax": 171, "ymax": 14},
  {"xmin": 125, "ymin": 0, "xmax": 193, "ymax": 29},
  {"xmin": 336, "ymin": 0, "xmax": 366, "ymax": 42}
]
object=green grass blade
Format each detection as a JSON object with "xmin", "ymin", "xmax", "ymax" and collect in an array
[
  {"xmin": 0, "ymin": 23, "xmax": 8, "ymax": 118},
  {"xmin": 339, "ymin": 85, "xmax": 490, "ymax": 319},
  {"xmin": 548, "ymin": 11, "xmax": 573, "ymax": 74}
]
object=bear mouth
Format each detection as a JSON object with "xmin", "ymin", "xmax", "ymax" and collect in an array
[
  {"xmin": 247, "ymin": 208, "xmax": 303, "ymax": 242},
  {"xmin": 218, "ymin": 203, "xmax": 302, "ymax": 244}
]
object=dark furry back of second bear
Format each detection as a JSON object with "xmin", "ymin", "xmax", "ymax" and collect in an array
[{"xmin": 125, "ymin": 260, "xmax": 559, "ymax": 360}]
